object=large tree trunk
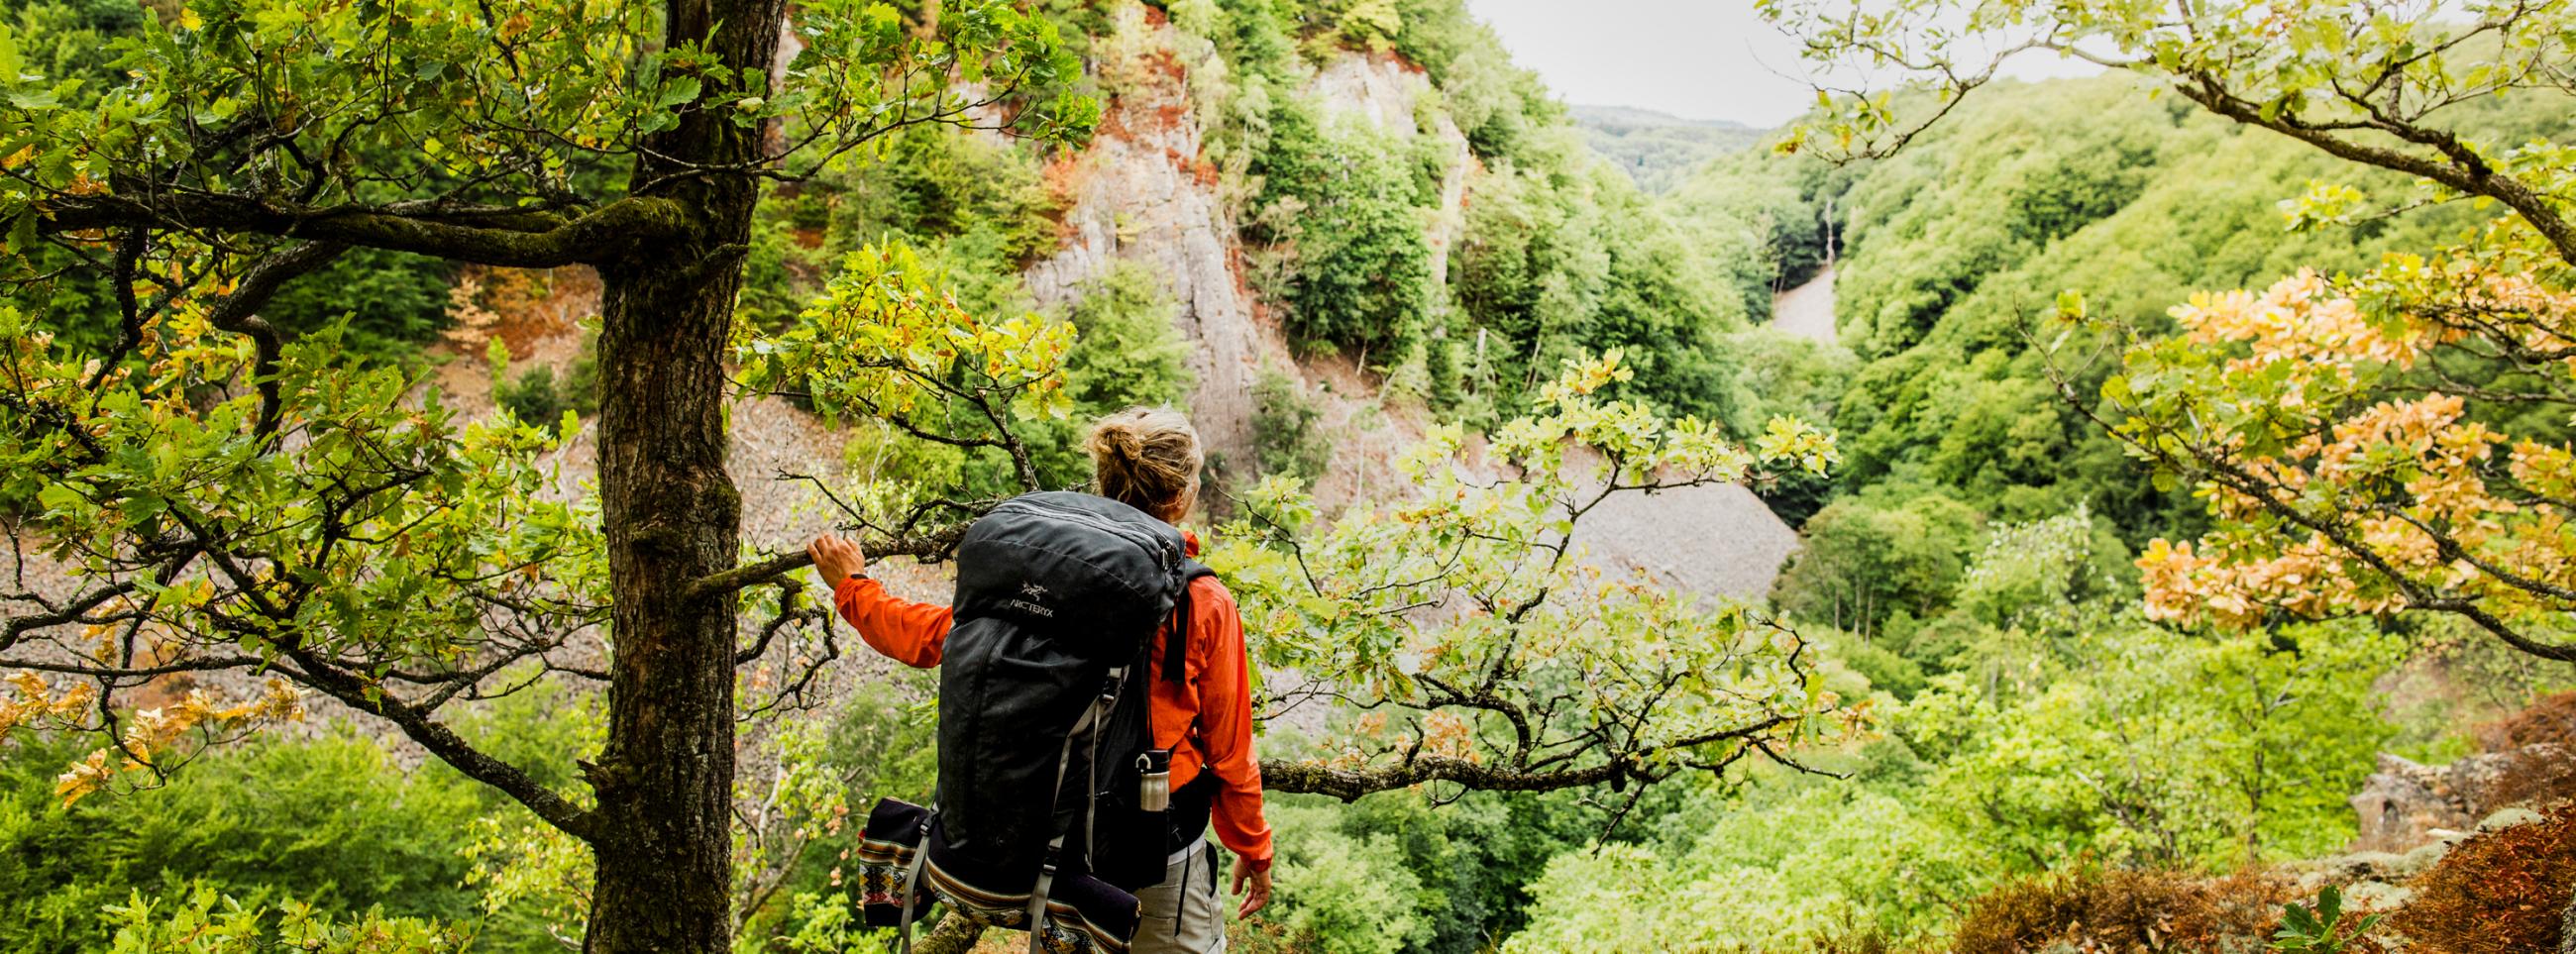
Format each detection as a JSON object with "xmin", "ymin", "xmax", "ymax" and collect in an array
[
  {"xmin": 585, "ymin": 234, "xmax": 746, "ymax": 953},
  {"xmin": 583, "ymin": 0, "xmax": 788, "ymax": 950}
]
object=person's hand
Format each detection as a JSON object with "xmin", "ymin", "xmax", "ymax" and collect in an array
[
  {"xmin": 1230, "ymin": 853, "xmax": 1271, "ymax": 918},
  {"xmin": 806, "ymin": 533, "xmax": 866, "ymax": 588}
]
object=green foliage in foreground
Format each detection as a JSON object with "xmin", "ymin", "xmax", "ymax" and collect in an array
[
  {"xmin": 102, "ymin": 887, "xmax": 469, "ymax": 954},
  {"xmin": 2, "ymin": 3, "xmax": 465, "ymax": 370},
  {"xmin": 1, "ymin": 681, "xmax": 599, "ymax": 952},
  {"xmin": 834, "ymin": 258, "xmax": 1197, "ymax": 500},
  {"xmin": 1, "ymin": 731, "xmax": 489, "ymax": 951}
]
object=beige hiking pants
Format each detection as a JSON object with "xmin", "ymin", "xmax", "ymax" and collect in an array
[{"xmin": 1129, "ymin": 839, "xmax": 1226, "ymax": 954}]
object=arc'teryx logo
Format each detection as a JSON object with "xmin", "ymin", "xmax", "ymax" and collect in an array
[{"xmin": 1008, "ymin": 581, "xmax": 1056, "ymax": 618}]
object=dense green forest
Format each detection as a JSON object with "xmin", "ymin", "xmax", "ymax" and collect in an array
[{"xmin": 4, "ymin": 0, "xmax": 2575, "ymax": 951}]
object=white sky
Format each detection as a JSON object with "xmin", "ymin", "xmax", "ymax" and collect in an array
[{"xmin": 1461, "ymin": 0, "xmax": 2102, "ymax": 128}]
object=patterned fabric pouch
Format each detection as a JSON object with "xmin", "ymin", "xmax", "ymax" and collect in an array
[
  {"xmin": 854, "ymin": 797, "xmax": 1145, "ymax": 953},
  {"xmin": 853, "ymin": 797, "xmax": 935, "ymax": 928}
]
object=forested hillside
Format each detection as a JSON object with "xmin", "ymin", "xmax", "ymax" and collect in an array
[
  {"xmin": 1569, "ymin": 104, "xmax": 1765, "ymax": 194},
  {"xmin": 3, "ymin": 0, "xmax": 2575, "ymax": 951},
  {"xmin": 1499, "ymin": 62, "xmax": 2576, "ymax": 948}
]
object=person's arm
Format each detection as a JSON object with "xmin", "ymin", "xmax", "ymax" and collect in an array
[
  {"xmin": 834, "ymin": 576, "xmax": 952, "ymax": 668},
  {"xmin": 1190, "ymin": 580, "xmax": 1274, "ymax": 917},
  {"xmin": 1191, "ymin": 581, "xmax": 1273, "ymax": 866},
  {"xmin": 810, "ymin": 534, "xmax": 952, "ymax": 668}
]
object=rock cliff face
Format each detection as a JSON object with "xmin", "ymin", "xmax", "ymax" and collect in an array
[
  {"xmin": 1021, "ymin": 5, "xmax": 1278, "ymax": 468},
  {"xmin": 1019, "ymin": 5, "xmax": 1469, "ymax": 504},
  {"xmin": 1018, "ymin": 1, "xmax": 1800, "ymax": 599},
  {"xmin": 1572, "ymin": 484, "xmax": 1799, "ymax": 602}
]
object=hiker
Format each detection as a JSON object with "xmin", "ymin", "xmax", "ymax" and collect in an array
[{"xmin": 808, "ymin": 407, "xmax": 1273, "ymax": 952}]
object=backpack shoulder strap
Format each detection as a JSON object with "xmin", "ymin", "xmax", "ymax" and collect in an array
[{"xmin": 1163, "ymin": 560, "xmax": 1219, "ymax": 686}]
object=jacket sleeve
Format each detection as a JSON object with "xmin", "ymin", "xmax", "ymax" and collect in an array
[
  {"xmin": 1192, "ymin": 580, "xmax": 1275, "ymax": 867},
  {"xmin": 832, "ymin": 576, "xmax": 953, "ymax": 669}
]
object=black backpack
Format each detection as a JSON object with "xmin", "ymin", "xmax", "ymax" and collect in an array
[{"xmin": 852, "ymin": 491, "xmax": 1214, "ymax": 954}]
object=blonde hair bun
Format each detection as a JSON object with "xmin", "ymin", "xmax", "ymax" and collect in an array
[{"xmin": 1088, "ymin": 407, "xmax": 1202, "ymax": 519}]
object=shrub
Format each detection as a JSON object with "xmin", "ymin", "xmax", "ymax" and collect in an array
[
  {"xmin": 1948, "ymin": 867, "xmax": 2294, "ymax": 954},
  {"xmin": 495, "ymin": 364, "xmax": 571, "ymax": 428},
  {"xmin": 1259, "ymin": 803, "xmax": 1426, "ymax": 954},
  {"xmin": 2391, "ymin": 801, "xmax": 2576, "ymax": 954},
  {"xmin": 2472, "ymin": 691, "xmax": 2576, "ymax": 810},
  {"xmin": 103, "ymin": 883, "xmax": 468, "ymax": 954},
  {"xmin": 263, "ymin": 248, "xmax": 458, "ymax": 366},
  {"xmin": 0, "ymin": 731, "xmax": 488, "ymax": 951},
  {"xmin": 1251, "ymin": 371, "xmax": 1330, "ymax": 483},
  {"xmin": 1832, "ymin": 634, "xmax": 1928, "ymax": 700},
  {"xmin": 1509, "ymin": 781, "xmax": 1988, "ymax": 950},
  {"xmin": 2480, "ymin": 690, "xmax": 2576, "ymax": 750},
  {"xmin": 489, "ymin": 335, "xmax": 599, "ymax": 433},
  {"xmin": 1061, "ymin": 263, "xmax": 1195, "ymax": 413}
]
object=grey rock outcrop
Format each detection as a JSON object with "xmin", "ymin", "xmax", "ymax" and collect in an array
[
  {"xmin": 2349, "ymin": 744, "xmax": 2571, "ymax": 852},
  {"xmin": 1020, "ymin": 9, "xmax": 1471, "ymax": 480},
  {"xmin": 2351, "ymin": 754, "xmax": 2465, "ymax": 853},
  {"xmin": 1571, "ymin": 483, "xmax": 1801, "ymax": 602},
  {"xmin": 1021, "ymin": 5, "xmax": 1275, "ymax": 467}
]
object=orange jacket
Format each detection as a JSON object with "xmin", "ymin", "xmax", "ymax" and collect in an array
[{"xmin": 830, "ymin": 535, "xmax": 1274, "ymax": 868}]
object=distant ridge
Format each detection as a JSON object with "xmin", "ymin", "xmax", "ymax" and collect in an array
[
  {"xmin": 1568, "ymin": 104, "xmax": 1760, "ymax": 131},
  {"xmin": 1568, "ymin": 104, "xmax": 1768, "ymax": 193}
]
